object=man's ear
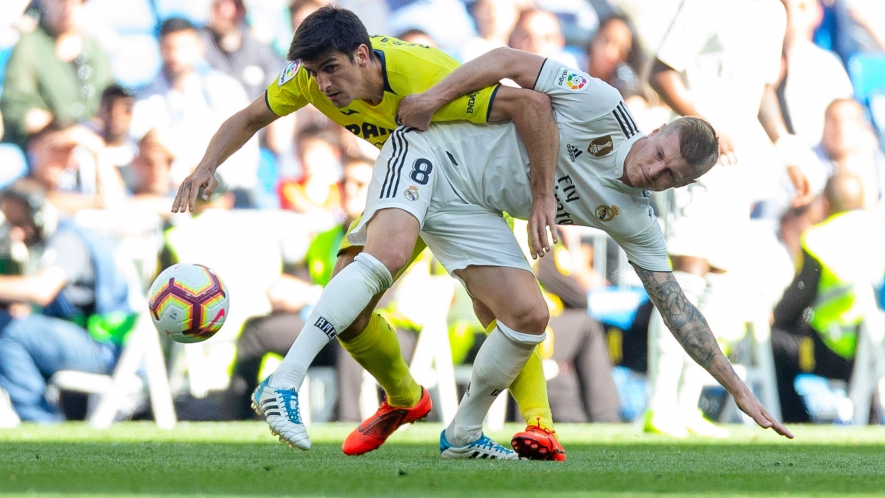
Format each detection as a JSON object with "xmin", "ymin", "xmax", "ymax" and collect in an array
[{"xmin": 355, "ymin": 44, "xmax": 370, "ymax": 67}]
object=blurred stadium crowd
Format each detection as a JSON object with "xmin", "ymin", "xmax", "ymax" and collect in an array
[{"xmin": 1, "ymin": 0, "xmax": 884, "ymax": 431}]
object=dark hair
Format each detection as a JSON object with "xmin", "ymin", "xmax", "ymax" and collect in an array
[
  {"xmin": 159, "ymin": 17, "xmax": 198, "ymax": 38},
  {"xmin": 100, "ymin": 84, "xmax": 134, "ymax": 106},
  {"xmin": 295, "ymin": 124, "xmax": 340, "ymax": 151},
  {"xmin": 287, "ymin": 6, "xmax": 373, "ymax": 63},
  {"xmin": 668, "ymin": 116, "xmax": 719, "ymax": 179},
  {"xmin": 596, "ymin": 14, "xmax": 643, "ymax": 78}
]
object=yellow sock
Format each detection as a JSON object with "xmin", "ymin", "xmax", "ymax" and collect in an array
[
  {"xmin": 338, "ymin": 312, "xmax": 422, "ymax": 408},
  {"xmin": 485, "ymin": 320, "xmax": 555, "ymax": 432}
]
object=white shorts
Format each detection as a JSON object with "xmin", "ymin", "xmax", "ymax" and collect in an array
[{"xmin": 348, "ymin": 126, "xmax": 532, "ymax": 275}]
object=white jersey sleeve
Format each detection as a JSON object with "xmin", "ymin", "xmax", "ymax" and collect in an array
[{"xmin": 533, "ymin": 61, "xmax": 625, "ymax": 125}]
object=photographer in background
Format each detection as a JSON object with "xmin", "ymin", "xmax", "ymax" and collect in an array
[{"xmin": 0, "ymin": 182, "xmax": 134, "ymax": 422}]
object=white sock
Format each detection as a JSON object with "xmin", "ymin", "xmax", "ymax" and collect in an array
[
  {"xmin": 647, "ymin": 270, "xmax": 705, "ymax": 416},
  {"xmin": 446, "ymin": 322, "xmax": 545, "ymax": 446},
  {"xmin": 270, "ymin": 253, "xmax": 392, "ymax": 389}
]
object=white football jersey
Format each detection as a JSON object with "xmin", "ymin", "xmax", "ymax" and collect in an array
[{"xmin": 425, "ymin": 61, "xmax": 669, "ymax": 272}]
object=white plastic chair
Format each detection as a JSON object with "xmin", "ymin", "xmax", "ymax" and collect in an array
[
  {"xmin": 48, "ymin": 312, "xmax": 177, "ymax": 429},
  {"xmin": 848, "ymin": 284, "xmax": 885, "ymax": 425}
]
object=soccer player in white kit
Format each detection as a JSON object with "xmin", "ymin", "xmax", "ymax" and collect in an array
[{"xmin": 370, "ymin": 47, "xmax": 793, "ymax": 449}]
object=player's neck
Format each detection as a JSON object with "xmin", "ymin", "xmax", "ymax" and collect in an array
[{"xmin": 361, "ymin": 57, "xmax": 385, "ymax": 106}]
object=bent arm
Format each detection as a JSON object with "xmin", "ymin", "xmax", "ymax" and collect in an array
[
  {"xmin": 404, "ymin": 47, "xmax": 547, "ymax": 119},
  {"xmin": 171, "ymin": 95, "xmax": 279, "ymax": 212},
  {"xmin": 489, "ymin": 86, "xmax": 560, "ymax": 257},
  {"xmin": 632, "ymin": 263, "xmax": 794, "ymax": 438}
]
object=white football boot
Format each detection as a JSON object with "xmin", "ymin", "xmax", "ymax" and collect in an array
[
  {"xmin": 252, "ymin": 376, "xmax": 311, "ymax": 450},
  {"xmin": 439, "ymin": 430, "xmax": 518, "ymax": 460}
]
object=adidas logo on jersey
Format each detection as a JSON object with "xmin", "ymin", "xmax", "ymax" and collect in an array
[{"xmin": 567, "ymin": 144, "xmax": 583, "ymax": 162}]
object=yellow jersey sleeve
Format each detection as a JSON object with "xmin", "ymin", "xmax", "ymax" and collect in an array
[
  {"xmin": 265, "ymin": 60, "xmax": 310, "ymax": 116},
  {"xmin": 263, "ymin": 36, "xmax": 498, "ymax": 149}
]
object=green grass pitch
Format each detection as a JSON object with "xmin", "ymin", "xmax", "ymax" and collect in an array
[{"xmin": 2, "ymin": 422, "xmax": 884, "ymax": 497}]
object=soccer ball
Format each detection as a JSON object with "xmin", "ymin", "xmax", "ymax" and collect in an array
[{"xmin": 147, "ymin": 263, "xmax": 230, "ymax": 343}]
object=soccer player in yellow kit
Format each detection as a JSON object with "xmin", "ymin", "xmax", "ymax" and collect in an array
[{"xmin": 173, "ymin": 7, "xmax": 565, "ymax": 460}]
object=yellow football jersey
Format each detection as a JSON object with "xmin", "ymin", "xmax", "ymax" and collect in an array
[{"xmin": 265, "ymin": 36, "xmax": 498, "ymax": 149}]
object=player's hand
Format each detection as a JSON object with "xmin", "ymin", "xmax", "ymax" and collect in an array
[
  {"xmin": 171, "ymin": 167, "xmax": 218, "ymax": 213},
  {"xmin": 732, "ymin": 387, "xmax": 794, "ymax": 439},
  {"xmin": 397, "ymin": 94, "xmax": 437, "ymax": 130},
  {"xmin": 527, "ymin": 194, "xmax": 559, "ymax": 259},
  {"xmin": 717, "ymin": 130, "xmax": 738, "ymax": 165}
]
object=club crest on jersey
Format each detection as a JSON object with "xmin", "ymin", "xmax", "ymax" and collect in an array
[
  {"xmin": 278, "ymin": 61, "xmax": 301, "ymax": 86},
  {"xmin": 587, "ymin": 136, "xmax": 613, "ymax": 157},
  {"xmin": 595, "ymin": 204, "xmax": 619, "ymax": 222},
  {"xmin": 556, "ymin": 68, "xmax": 588, "ymax": 91},
  {"xmin": 404, "ymin": 186, "xmax": 419, "ymax": 201}
]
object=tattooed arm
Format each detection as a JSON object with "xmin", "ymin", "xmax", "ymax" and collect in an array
[{"xmin": 632, "ymin": 264, "xmax": 794, "ymax": 438}]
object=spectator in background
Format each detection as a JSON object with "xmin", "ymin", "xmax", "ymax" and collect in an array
[
  {"xmin": 816, "ymin": 98, "xmax": 885, "ymax": 210},
  {"xmin": 459, "ymin": 0, "xmax": 523, "ymax": 62},
  {"xmin": 396, "ymin": 28, "xmax": 437, "ymax": 48},
  {"xmin": 121, "ymin": 129, "xmax": 180, "ymax": 220},
  {"xmin": 508, "ymin": 9, "xmax": 580, "ymax": 70},
  {"xmin": 772, "ymin": 172, "xmax": 885, "ymax": 423},
  {"xmin": 583, "ymin": 12, "xmax": 671, "ymax": 134},
  {"xmin": 586, "ymin": 14, "xmax": 644, "ymax": 100},
  {"xmin": 278, "ymin": 125, "xmax": 344, "ymax": 218},
  {"xmin": 201, "ymin": 0, "xmax": 286, "ymax": 101},
  {"xmin": 0, "ymin": 0, "xmax": 114, "ymax": 150},
  {"xmin": 0, "ymin": 182, "xmax": 135, "ymax": 423},
  {"xmin": 289, "ymin": 0, "xmax": 330, "ymax": 36},
  {"xmin": 780, "ymin": 0, "xmax": 855, "ymax": 148},
  {"xmin": 644, "ymin": 0, "xmax": 796, "ymax": 439},
  {"xmin": 94, "ymin": 84, "xmax": 137, "ymax": 170},
  {"xmin": 23, "ymin": 119, "xmax": 126, "ymax": 215},
  {"xmin": 131, "ymin": 17, "xmax": 260, "ymax": 205}
]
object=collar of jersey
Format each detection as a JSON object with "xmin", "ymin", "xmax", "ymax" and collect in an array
[
  {"xmin": 374, "ymin": 49, "xmax": 395, "ymax": 94},
  {"xmin": 613, "ymin": 132, "xmax": 645, "ymax": 191}
]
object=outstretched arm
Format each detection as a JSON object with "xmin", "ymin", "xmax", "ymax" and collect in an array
[
  {"xmin": 631, "ymin": 263, "xmax": 794, "ymax": 438},
  {"xmin": 398, "ymin": 47, "xmax": 560, "ymax": 258},
  {"xmin": 171, "ymin": 95, "xmax": 279, "ymax": 212}
]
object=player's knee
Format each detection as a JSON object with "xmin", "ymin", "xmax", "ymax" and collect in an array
[
  {"xmin": 508, "ymin": 301, "xmax": 549, "ymax": 335},
  {"xmin": 370, "ymin": 246, "xmax": 411, "ymax": 277}
]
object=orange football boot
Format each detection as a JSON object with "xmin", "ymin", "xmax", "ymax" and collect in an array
[
  {"xmin": 342, "ymin": 387, "xmax": 432, "ymax": 455},
  {"xmin": 510, "ymin": 420, "xmax": 566, "ymax": 461}
]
